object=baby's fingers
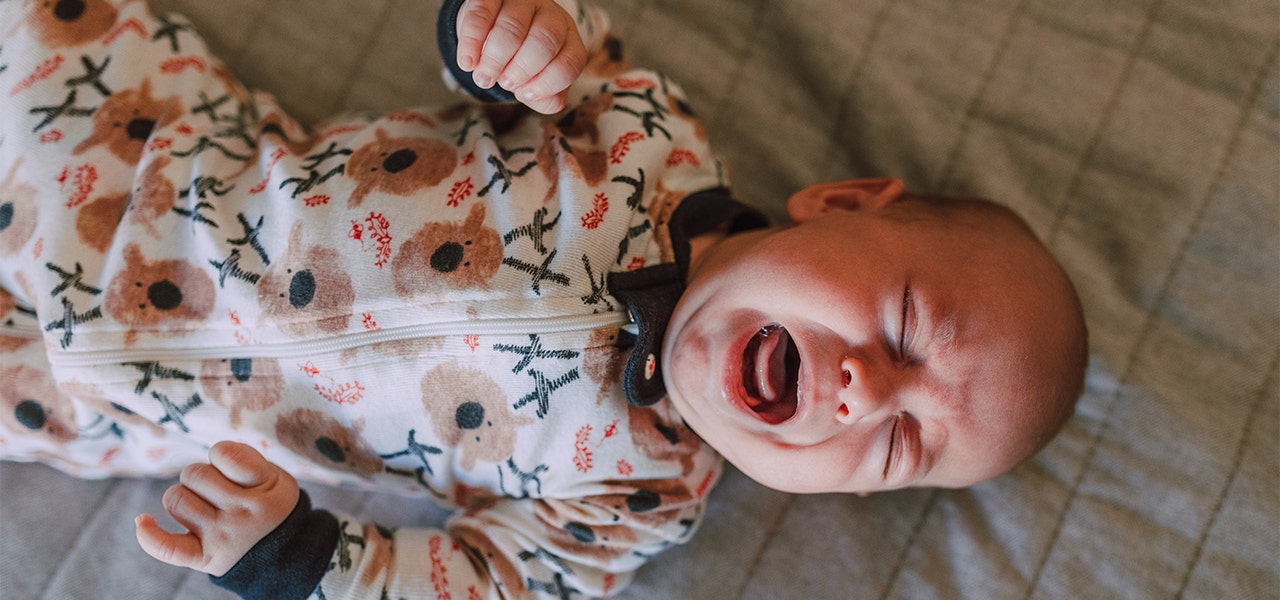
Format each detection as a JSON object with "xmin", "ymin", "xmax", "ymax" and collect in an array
[
  {"xmin": 135, "ymin": 513, "xmax": 206, "ymax": 571},
  {"xmin": 498, "ymin": 9, "xmax": 582, "ymax": 100},
  {"xmin": 207, "ymin": 441, "xmax": 275, "ymax": 487},
  {"xmin": 466, "ymin": 1, "xmax": 537, "ymax": 89},
  {"xmin": 455, "ymin": 0, "xmax": 502, "ymax": 72}
]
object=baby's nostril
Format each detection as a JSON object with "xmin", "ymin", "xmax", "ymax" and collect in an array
[{"xmin": 842, "ymin": 369, "xmax": 852, "ymax": 387}]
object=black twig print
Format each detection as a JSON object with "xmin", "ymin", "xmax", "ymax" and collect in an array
[
  {"xmin": 152, "ymin": 15, "xmax": 194, "ymax": 53},
  {"xmin": 46, "ymin": 262, "xmax": 103, "ymax": 296},
  {"xmin": 334, "ymin": 521, "xmax": 366, "ymax": 572},
  {"xmin": 614, "ymin": 221, "xmax": 652, "ymax": 264},
  {"xmin": 478, "ymin": 152, "xmax": 537, "ymax": 197},
  {"xmin": 209, "ymin": 248, "xmax": 260, "ymax": 287},
  {"xmin": 493, "ymin": 334, "xmax": 581, "ymax": 374},
  {"xmin": 153, "ymin": 391, "xmax": 202, "ymax": 433},
  {"xmin": 452, "ymin": 112, "xmax": 482, "ymax": 146},
  {"xmin": 29, "ymin": 89, "xmax": 95, "ymax": 132},
  {"xmin": 502, "ymin": 249, "xmax": 571, "ymax": 295},
  {"xmin": 191, "ymin": 92, "xmax": 231, "ymax": 122},
  {"xmin": 171, "ymin": 136, "xmax": 253, "ymax": 161},
  {"xmin": 499, "ymin": 457, "xmax": 548, "ymax": 498},
  {"xmin": 526, "ymin": 573, "xmax": 582, "ymax": 600},
  {"xmin": 579, "ymin": 254, "xmax": 613, "ymax": 311},
  {"xmin": 612, "ymin": 169, "xmax": 646, "ymax": 211},
  {"xmin": 43, "ymin": 297, "xmax": 102, "ymax": 349},
  {"xmin": 180, "ymin": 176, "xmax": 235, "ymax": 200},
  {"xmin": 125, "ymin": 361, "xmax": 195, "ymax": 396},
  {"xmin": 280, "ymin": 142, "xmax": 350, "ymax": 198},
  {"xmin": 503, "ymin": 207, "xmax": 561, "ymax": 255},
  {"xmin": 65, "ymin": 55, "xmax": 111, "ymax": 97},
  {"xmin": 172, "ymin": 200, "xmax": 217, "ymax": 228},
  {"xmin": 226, "ymin": 213, "xmax": 270, "ymax": 265},
  {"xmin": 612, "ymin": 88, "xmax": 672, "ymax": 140},
  {"xmin": 380, "ymin": 430, "xmax": 444, "ymax": 477},
  {"xmin": 512, "ymin": 368, "xmax": 580, "ymax": 419}
]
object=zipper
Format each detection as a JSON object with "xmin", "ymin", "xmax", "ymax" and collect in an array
[{"xmin": 47, "ymin": 310, "xmax": 631, "ymax": 368}]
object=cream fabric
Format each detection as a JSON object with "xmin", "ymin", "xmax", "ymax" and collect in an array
[{"xmin": 2, "ymin": 0, "xmax": 1276, "ymax": 598}]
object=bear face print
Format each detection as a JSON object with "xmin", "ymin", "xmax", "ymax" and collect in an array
[
  {"xmin": 23, "ymin": 0, "xmax": 119, "ymax": 48},
  {"xmin": 452, "ymin": 524, "xmax": 528, "ymax": 597},
  {"xmin": 0, "ymin": 365, "xmax": 77, "ymax": 445},
  {"xmin": 556, "ymin": 92, "xmax": 615, "ymax": 145},
  {"xmin": 257, "ymin": 221, "xmax": 354, "ymax": 337},
  {"xmin": 346, "ymin": 128, "xmax": 457, "ymax": 207},
  {"xmin": 73, "ymin": 79, "xmax": 182, "ymax": 165},
  {"xmin": 75, "ymin": 192, "xmax": 128, "ymax": 253},
  {"xmin": 0, "ymin": 160, "xmax": 39, "ymax": 257},
  {"xmin": 104, "ymin": 243, "xmax": 216, "ymax": 345},
  {"xmin": 583, "ymin": 327, "xmax": 623, "ymax": 403},
  {"xmin": 584, "ymin": 478, "xmax": 697, "ymax": 529},
  {"xmin": 124, "ymin": 155, "xmax": 177, "ymax": 237},
  {"xmin": 647, "ymin": 180, "xmax": 684, "ymax": 264},
  {"xmin": 0, "ymin": 287, "xmax": 31, "ymax": 353},
  {"xmin": 536, "ymin": 122, "xmax": 609, "ymax": 205},
  {"xmin": 627, "ymin": 400, "xmax": 700, "ymax": 477},
  {"xmin": 534, "ymin": 498, "xmax": 639, "ymax": 561},
  {"xmin": 60, "ymin": 380, "xmax": 167, "ymax": 436},
  {"xmin": 199, "ymin": 357, "xmax": 284, "ymax": 428},
  {"xmin": 421, "ymin": 362, "xmax": 533, "ymax": 471},
  {"xmin": 274, "ymin": 408, "xmax": 384, "ymax": 479},
  {"xmin": 392, "ymin": 203, "xmax": 503, "ymax": 299}
]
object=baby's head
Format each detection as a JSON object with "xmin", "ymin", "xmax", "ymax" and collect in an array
[{"xmin": 663, "ymin": 178, "xmax": 1086, "ymax": 494}]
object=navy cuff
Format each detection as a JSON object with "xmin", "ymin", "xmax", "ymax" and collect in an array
[
  {"xmin": 210, "ymin": 490, "xmax": 340, "ymax": 600},
  {"xmin": 438, "ymin": 0, "xmax": 518, "ymax": 102}
]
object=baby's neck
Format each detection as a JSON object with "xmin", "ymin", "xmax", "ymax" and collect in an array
[{"xmin": 685, "ymin": 224, "xmax": 731, "ymax": 282}]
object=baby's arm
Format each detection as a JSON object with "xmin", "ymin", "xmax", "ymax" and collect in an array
[
  {"xmin": 134, "ymin": 442, "xmax": 299, "ymax": 578},
  {"xmin": 452, "ymin": 0, "xmax": 589, "ymax": 113}
]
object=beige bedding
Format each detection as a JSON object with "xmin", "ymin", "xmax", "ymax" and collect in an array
[{"xmin": 2, "ymin": 0, "xmax": 1276, "ymax": 597}]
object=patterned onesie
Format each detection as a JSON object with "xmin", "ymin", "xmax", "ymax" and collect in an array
[{"xmin": 0, "ymin": 0, "xmax": 769, "ymax": 598}]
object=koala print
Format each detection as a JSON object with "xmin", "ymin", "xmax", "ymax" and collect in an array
[
  {"xmin": 583, "ymin": 327, "xmax": 623, "ymax": 403},
  {"xmin": 534, "ymin": 498, "xmax": 638, "ymax": 561},
  {"xmin": 583, "ymin": 34, "xmax": 629, "ymax": 79},
  {"xmin": 75, "ymin": 192, "xmax": 127, "ymax": 253},
  {"xmin": 628, "ymin": 399, "xmax": 700, "ymax": 477},
  {"xmin": 199, "ymin": 357, "xmax": 284, "ymax": 428},
  {"xmin": 60, "ymin": 380, "xmax": 166, "ymax": 436},
  {"xmin": 23, "ymin": 0, "xmax": 118, "ymax": 48},
  {"xmin": 257, "ymin": 221, "xmax": 354, "ymax": 337},
  {"xmin": 0, "ymin": 365, "xmax": 77, "ymax": 445},
  {"xmin": 421, "ymin": 362, "xmax": 533, "ymax": 471},
  {"xmin": 453, "ymin": 524, "xmax": 528, "ymax": 598},
  {"xmin": 346, "ymin": 128, "xmax": 457, "ymax": 207},
  {"xmin": 274, "ymin": 408, "xmax": 384, "ymax": 479},
  {"xmin": 556, "ymin": 92, "xmax": 615, "ymax": 145},
  {"xmin": 0, "ymin": 160, "xmax": 39, "ymax": 257},
  {"xmin": 584, "ymin": 478, "xmax": 697, "ymax": 529},
  {"xmin": 104, "ymin": 243, "xmax": 216, "ymax": 345},
  {"xmin": 536, "ymin": 122, "xmax": 609, "ymax": 205},
  {"xmin": 124, "ymin": 155, "xmax": 177, "ymax": 237},
  {"xmin": 0, "ymin": 287, "xmax": 33, "ymax": 354},
  {"xmin": 392, "ymin": 203, "xmax": 503, "ymax": 299},
  {"xmin": 647, "ymin": 180, "xmax": 684, "ymax": 264},
  {"xmin": 73, "ymin": 79, "xmax": 182, "ymax": 165}
]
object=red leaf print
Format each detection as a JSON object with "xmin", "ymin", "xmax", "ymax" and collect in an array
[
  {"xmin": 429, "ymin": 536, "xmax": 451, "ymax": 600},
  {"xmin": 103, "ymin": 18, "xmax": 147, "ymax": 45},
  {"xmin": 352, "ymin": 212, "xmax": 393, "ymax": 268},
  {"xmin": 574, "ymin": 425, "xmax": 594, "ymax": 473},
  {"xmin": 39, "ymin": 130, "xmax": 62, "ymax": 144},
  {"xmin": 159, "ymin": 56, "xmax": 207, "ymax": 74},
  {"xmin": 60, "ymin": 164, "xmax": 97, "ymax": 208},
  {"xmin": 613, "ymin": 77, "xmax": 654, "ymax": 90},
  {"xmin": 580, "ymin": 193, "xmax": 609, "ymax": 229},
  {"xmin": 298, "ymin": 361, "xmax": 320, "ymax": 377},
  {"xmin": 665, "ymin": 148, "xmax": 701, "ymax": 168},
  {"xmin": 314, "ymin": 380, "xmax": 365, "ymax": 405},
  {"xmin": 447, "ymin": 177, "xmax": 474, "ymax": 207},
  {"xmin": 464, "ymin": 335, "xmax": 480, "ymax": 351},
  {"xmin": 388, "ymin": 110, "xmax": 436, "ymax": 128},
  {"xmin": 627, "ymin": 256, "xmax": 646, "ymax": 271},
  {"xmin": 361, "ymin": 313, "xmax": 381, "ymax": 331},
  {"xmin": 248, "ymin": 148, "xmax": 287, "ymax": 193},
  {"xmin": 462, "ymin": 151, "xmax": 476, "ymax": 166},
  {"xmin": 616, "ymin": 459, "xmax": 633, "ymax": 477},
  {"xmin": 176, "ymin": 122, "xmax": 195, "ymax": 136},
  {"xmin": 146, "ymin": 137, "xmax": 173, "ymax": 153},
  {"xmin": 11, "ymin": 55, "xmax": 64, "ymax": 96},
  {"xmin": 303, "ymin": 194, "xmax": 330, "ymax": 207},
  {"xmin": 610, "ymin": 131, "xmax": 645, "ymax": 164},
  {"xmin": 602, "ymin": 419, "xmax": 619, "ymax": 440}
]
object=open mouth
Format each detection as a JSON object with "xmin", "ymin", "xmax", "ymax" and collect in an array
[{"xmin": 741, "ymin": 323, "xmax": 801, "ymax": 424}]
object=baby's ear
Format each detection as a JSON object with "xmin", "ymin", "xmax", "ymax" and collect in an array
[{"xmin": 785, "ymin": 178, "xmax": 904, "ymax": 223}]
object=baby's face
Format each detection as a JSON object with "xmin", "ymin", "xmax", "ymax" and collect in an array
[{"xmin": 662, "ymin": 180, "xmax": 1080, "ymax": 494}]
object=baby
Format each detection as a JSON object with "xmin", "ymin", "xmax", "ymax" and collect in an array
[{"xmin": 0, "ymin": 0, "xmax": 1086, "ymax": 598}]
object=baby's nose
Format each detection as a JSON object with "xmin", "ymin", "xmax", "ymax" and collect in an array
[{"xmin": 835, "ymin": 355, "xmax": 892, "ymax": 425}]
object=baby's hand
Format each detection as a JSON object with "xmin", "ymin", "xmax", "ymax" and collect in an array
[
  {"xmin": 455, "ymin": 0, "xmax": 587, "ymax": 114},
  {"xmin": 135, "ymin": 441, "xmax": 299, "ymax": 577}
]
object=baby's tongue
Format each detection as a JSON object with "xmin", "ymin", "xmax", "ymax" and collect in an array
[{"xmin": 754, "ymin": 326, "xmax": 791, "ymax": 403}]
